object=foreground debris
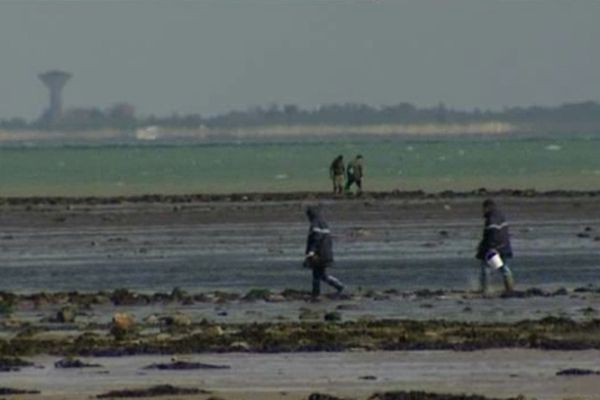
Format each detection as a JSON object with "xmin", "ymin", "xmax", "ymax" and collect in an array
[
  {"xmin": 556, "ymin": 368, "xmax": 600, "ymax": 376},
  {"xmin": 307, "ymin": 392, "xmax": 525, "ymax": 400},
  {"xmin": 143, "ymin": 360, "xmax": 230, "ymax": 370},
  {"xmin": 96, "ymin": 384, "xmax": 203, "ymax": 398},
  {"xmin": 54, "ymin": 358, "xmax": 103, "ymax": 368},
  {"xmin": 0, "ymin": 356, "xmax": 34, "ymax": 372},
  {"xmin": 368, "ymin": 391, "xmax": 525, "ymax": 400},
  {"xmin": 0, "ymin": 387, "xmax": 40, "ymax": 395}
]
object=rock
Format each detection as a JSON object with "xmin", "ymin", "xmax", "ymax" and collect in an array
[
  {"xmin": 170, "ymin": 287, "xmax": 188, "ymax": 301},
  {"xmin": 230, "ymin": 341, "xmax": 250, "ymax": 351},
  {"xmin": 155, "ymin": 333, "xmax": 172, "ymax": 342},
  {"xmin": 162, "ymin": 312, "xmax": 192, "ymax": 327},
  {"xmin": 299, "ymin": 308, "xmax": 321, "ymax": 321},
  {"xmin": 349, "ymin": 227, "xmax": 373, "ymax": 238},
  {"xmin": 324, "ymin": 311, "xmax": 342, "ymax": 322},
  {"xmin": 111, "ymin": 288, "xmax": 142, "ymax": 306},
  {"xmin": 143, "ymin": 314, "xmax": 160, "ymax": 325},
  {"xmin": 182, "ymin": 296, "xmax": 195, "ymax": 305},
  {"xmin": 111, "ymin": 312, "xmax": 136, "ymax": 339},
  {"xmin": 113, "ymin": 312, "xmax": 135, "ymax": 330},
  {"xmin": 54, "ymin": 358, "xmax": 102, "ymax": 368},
  {"xmin": 56, "ymin": 306, "xmax": 76, "ymax": 323},
  {"xmin": 267, "ymin": 293, "xmax": 286, "ymax": 302},
  {"xmin": 243, "ymin": 288, "xmax": 272, "ymax": 301},
  {"xmin": 552, "ymin": 288, "xmax": 569, "ymax": 296},
  {"xmin": 204, "ymin": 325, "xmax": 224, "ymax": 337}
]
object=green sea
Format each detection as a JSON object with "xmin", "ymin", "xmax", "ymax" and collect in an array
[{"xmin": 0, "ymin": 136, "xmax": 599, "ymax": 196}]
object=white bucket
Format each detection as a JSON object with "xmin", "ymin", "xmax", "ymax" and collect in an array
[{"xmin": 485, "ymin": 250, "xmax": 504, "ymax": 270}]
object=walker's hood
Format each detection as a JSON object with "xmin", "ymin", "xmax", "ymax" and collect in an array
[{"xmin": 306, "ymin": 206, "xmax": 328, "ymax": 229}]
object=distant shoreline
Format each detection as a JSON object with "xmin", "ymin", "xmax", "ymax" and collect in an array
[{"xmin": 0, "ymin": 122, "xmax": 516, "ymax": 143}]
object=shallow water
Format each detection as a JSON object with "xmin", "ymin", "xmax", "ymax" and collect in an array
[
  {"xmin": 1, "ymin": 136, "xmax": 600, "ymax": 196},
  {"xmin": 1, "ymin": 218, "xmax": 599, "ymax": 293}
]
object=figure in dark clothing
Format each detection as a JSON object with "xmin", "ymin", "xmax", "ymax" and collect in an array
[
  {"xmin": 329, "ymin": 155, "xmax": 345, "ymax": 194},
  {"xmin": 304, "ymin": 206, "xmax": 344, "ymax": 299},
  {"xmin": 345, "ymin": 155, "xmax": 364, "ymax": 195},
  {"xmin": 476, "ymin": 199, "xmax": 515, "ymax": 294}
]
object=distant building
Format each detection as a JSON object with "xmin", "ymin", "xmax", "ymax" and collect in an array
[{"xmin": 38, "ymin": 70, "xmax": 71, "ymax": 124}]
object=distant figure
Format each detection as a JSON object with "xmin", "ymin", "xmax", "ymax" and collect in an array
[
  {"xmin": 329, "ymin": 155, "xmax": 345, "ymax": 194},
  {"xmin": 304, "ymin": 206, "xmax": 344, "ymax": 299},
  {"xmin": 476, "ymin": 199, "xmax": 515, "ymax": 294},
  {"xmin": 345, "ymin": 155, "xmax": 364, "ymax": 195}
]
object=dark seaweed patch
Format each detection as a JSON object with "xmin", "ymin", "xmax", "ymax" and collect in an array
[
  {"xmin": 556, "ymin": 368, "xmax": 600, "ymax": 376},
  {"xmin": 96, "ymin": 385, "xmax": 203, "ymax": 398},
  {"xmin": 368, "ymin": 391, "xmax": 524, "ymax": 400},
  {"xmin": 0, "ymin": 387, "xmax": 40, "ymax": 395},
  {"xmin": 54, "ymin": 358, "xmax": 102, "ymax": 368},
  {"xmin": 143, "ymin": 360, "xmax": 230, "ymax": 370}
]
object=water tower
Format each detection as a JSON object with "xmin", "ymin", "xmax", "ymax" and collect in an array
[{"xmin": 39, "ymin": 70, "xmax": 71, "ymax": 123}]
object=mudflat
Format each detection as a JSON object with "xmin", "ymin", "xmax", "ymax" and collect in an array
[{"xmin": 1, "ymin": 192, "xmax": 599, "ymax": 399}]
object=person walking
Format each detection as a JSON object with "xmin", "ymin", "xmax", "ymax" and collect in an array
[
  {"xmin": 344, "ymin": 155, "xmax": 364, "ymax": 195},
  {"xmin": 329, "ymin": 155, "xmax": 345, "ymax": 195},
  {"xmin": 303, "ymin": 206, "xmax": 344, "ymax": 299},
  {"xmin": 476, "ymin": 199, "xmax": 515, "ymax": 294}
]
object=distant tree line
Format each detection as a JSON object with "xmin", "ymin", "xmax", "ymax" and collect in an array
[{"xmin": 2, "ymin": 100, "xmax": 600, "ymax": 132}]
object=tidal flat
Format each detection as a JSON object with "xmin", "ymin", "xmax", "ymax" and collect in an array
[{"xmin": 1, "ymin": 192, "xmax": 599, "ymax": 399}]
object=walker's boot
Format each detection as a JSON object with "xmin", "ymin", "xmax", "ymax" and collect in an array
[
  {"xmin": 503, "ymin": 270, "xmax": 515, "ymax": 293},
  {"xmin": 479, "ymin": 265, "xmax": 490, "ymax": 295},
  {"xmin": 312, "ymin": 278, "xmax": 321, "ymax": 299},
  {"xmin": 324, "ymin": 275, "xmax": 344, "ymax": 294}
]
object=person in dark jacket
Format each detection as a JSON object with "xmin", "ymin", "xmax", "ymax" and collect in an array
[
  {"xmin": 476, "ymin": 199, "xmax": 515, "ymax": 294},
  {"xmin": 344, "ymin": 155, "xmax": 364, "ymax": 195},
  {"xmin": 304, "ymin": 206, "xmax": 344, "ymax": 299},
  {"xmin": 329, "ymin": 155, "xmax": 345, "ymax": 195}
]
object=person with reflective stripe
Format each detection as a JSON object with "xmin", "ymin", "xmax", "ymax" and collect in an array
[
  {"xmin": 476, "ymin": 199, "xmax": 515, "ymax": 294},
  {"xmin": 304, "ymin": 206, "xmax": 344, "ymax": 299}
]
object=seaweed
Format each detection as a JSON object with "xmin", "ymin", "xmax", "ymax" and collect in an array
[
  {"xmin": 96, "ymin": 385, "xmax": 203, "ymax": 398},
  {"xmin": 556, "ymin": 368, "xmax": 600, "ymax": 376},
  {"xmin": 143, "ymin": 360, "xmax": 230, "ymax": 370},
  {"xmin": 54, "ymin": 358, "xmax": 103, "ymax": 368},
  {"xmin": 368, "ymin": 391, "xmax": 525, "ymax": 400},
  {"xmin": 0, "ymin": 387, "xmax": 40, "ymax": 395}
]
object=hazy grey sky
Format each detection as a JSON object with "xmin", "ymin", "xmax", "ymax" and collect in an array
[{"xmin": 1, "ymin": 0, "xmax": 599, "ymax": 119}]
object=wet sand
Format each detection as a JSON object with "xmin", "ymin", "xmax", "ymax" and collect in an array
[
  {"xmin": 1, "ymin": 192, "xmax": 600, "ymax": 292},
  {"xmin": 5, "ymin": 350, "xmax": 600, "ymax": 400},
  {"xmin": 1, "ymin": 192, "xmax": 599, "ymax": 399}
]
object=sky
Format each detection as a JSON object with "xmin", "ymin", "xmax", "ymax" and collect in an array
[{"xmin": 0, "ymin": 0, "xmax": 599, "ymax": 119}]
